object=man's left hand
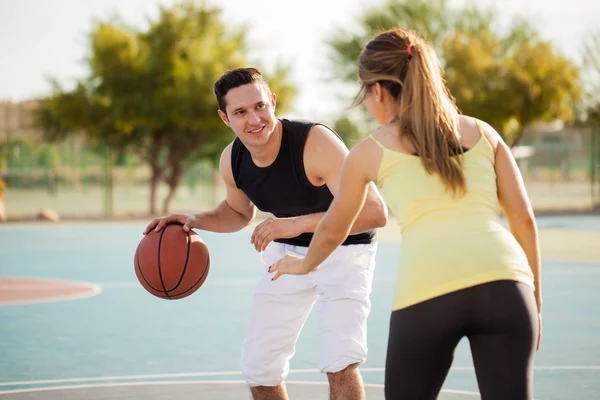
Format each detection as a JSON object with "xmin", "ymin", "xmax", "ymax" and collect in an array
[{"xmin": 251, "ymin": 217, "xmax": 304, "ymax": 251}]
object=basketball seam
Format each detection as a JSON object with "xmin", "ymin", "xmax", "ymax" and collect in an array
[
  {"xmin": 156, "ymin": 227, "xmax": 172, "ymax": 299},
  {"xmin": 135, "ymin": 245, "xmax": 164, "ymax": 294},
  {"xmin": 164, "ymin": 230, "xmax": 192, "ymax": 293},
  {"xmin": 170, "ymin": 253, "xmax": 209, "ymax": 298}
]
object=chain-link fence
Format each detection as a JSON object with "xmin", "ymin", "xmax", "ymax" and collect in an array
[{"xmin": 1, "ymin": 101, "xmax": 599, "ymax": 220}]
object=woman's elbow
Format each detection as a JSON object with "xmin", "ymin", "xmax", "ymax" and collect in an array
[
  {"xmin": 371, "ymin": 210, "xmax": 388, "ymax": 228},
  {"xmin": 371, "ymin": 203, "xmax": 388, "ymax": 228},
  {"xmin": 505, "ymin": 208, "xmax": 536, "ymax": 231},
  {"xmin": 358, "ymin": 203, "xmax": 388, "ymax": 230}
]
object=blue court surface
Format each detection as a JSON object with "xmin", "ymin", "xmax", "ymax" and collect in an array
[{"xmin": 0, "ymin": 217, "xmax": 599, "ymax": 399}]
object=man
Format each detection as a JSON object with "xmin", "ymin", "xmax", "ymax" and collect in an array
[{"xmin": 144, "ymin": 67, "xmax": 387, "ymax": 400}]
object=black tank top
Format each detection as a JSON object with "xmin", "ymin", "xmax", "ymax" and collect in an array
[{"xmin": 231, "ymin": 118, "xmax": 375, "ymax": 247}]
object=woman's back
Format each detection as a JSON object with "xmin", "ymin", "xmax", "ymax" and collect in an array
[{"xmin": 371, "ymin": 116, "xmax": 534, "ymax": 310}]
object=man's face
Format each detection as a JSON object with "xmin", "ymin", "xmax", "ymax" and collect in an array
[{"xmin": 218, "ymin": 82, "xmax": 278, "ymax": 149}]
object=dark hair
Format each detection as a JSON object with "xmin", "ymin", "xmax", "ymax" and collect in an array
[{"xmin": 214, "ymin": 67, "xmax": 272, "ymax": 114}]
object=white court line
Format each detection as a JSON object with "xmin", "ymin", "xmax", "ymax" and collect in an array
[
  {"xmin": 0, "ymin": 371, "xmax": 243, "ymax": 387},
  {"xmin": 1, "ymin": 366, "xmax": 598, "ymax": 388},
  {"xmin": 0, "ymin": 380, "xmax": 480, "ymax": 396}
]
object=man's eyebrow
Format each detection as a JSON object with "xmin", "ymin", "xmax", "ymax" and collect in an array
[{"xmin": 234, "ymin": 102, "xmax": 265, "ymax": 113}]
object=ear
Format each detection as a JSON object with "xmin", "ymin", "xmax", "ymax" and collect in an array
[
  {"xmin": 372, "ymin": 82, "xmax": 382, "ymax": 102},
  {"xmin": 217, "ymin": 109, "xmax": 230, "ymax": 127},
  {"xmin": 271, "ymin": 92, "xmax": 277, "ymax": 110}
]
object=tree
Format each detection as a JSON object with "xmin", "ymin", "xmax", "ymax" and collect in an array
[
  {"xmin": 328, "ymin": 0, "xmax": 451, "ymax": 82},
  {"xmin": 36, "ymin": 1, "xmax": 296, "ymax": 215},
  {"xmin": 328, "ymin": 0, "xmax": 581, "ymax": 146},
  {"xmin": 37, "ymin": 81, "xmax": 125, "ymax": 215},
  {"xmin": 581, "ymin": 30, "xmax": 600, "ymax": 207},
  {"xmin": 582, "ymin": 30, "xmax": 600, "ymax": 126},
  {"xmin": 38, "ymin": 145, "xmax": 62, "ymax": 195},
  {"xmin": 332, "ymin": 116, "xmax": 363, "ymax": 148},
  {"xmin": 443, "ymin": 15, "xmax": 581, "ymax": 145}
]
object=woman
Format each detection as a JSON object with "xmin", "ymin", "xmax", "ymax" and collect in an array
[{"xmin": 270, "ymin": 29, "xmax": 542, "ymax": 399}]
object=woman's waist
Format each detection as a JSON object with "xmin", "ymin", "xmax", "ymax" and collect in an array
[
  {"xmin": 401, "ymin": 223, "xmax": 525, "ymax": 260},
  {"xmin": 400, "ymin": 212, "xmax": 503, "ymax": 236}
]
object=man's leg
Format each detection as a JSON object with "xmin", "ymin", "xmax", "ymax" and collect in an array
[
  {"xmin": 314, "ymin": 243, "xmax": 377, "ymax": 400},
  {"xmin": 250, "ymin": 384, "xmax": 289, "ymax": 400},
  {"xmin": 326, "ymin": 363, "xmax": 363, "ymax": 400},
  {"xmin": 242, "ymin": 243, "xmax": 318, "ymax": 400}
]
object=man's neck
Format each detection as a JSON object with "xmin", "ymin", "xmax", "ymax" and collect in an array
[{"xmin": 249, "ymin": 119, "xmax": 282, "ymax": 168}]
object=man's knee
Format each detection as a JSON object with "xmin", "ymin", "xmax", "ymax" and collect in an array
[
  {"xmin": 250, "ymin": 384, "xmax": 288, "ymax": 400},
  {"xmin": 319, "ymin": 346, "xmax": 367, "ymax": 374},
  {"xmin": 242, "ymin": 369, "xmax": 286, "ymax": 387},
  {"xmin": 326, "ymin": 362, "xmax": 360, "ymax": 380},
  {"xmin": 241, "ymin": 351, "xmax": 287, "ymax": 387}
]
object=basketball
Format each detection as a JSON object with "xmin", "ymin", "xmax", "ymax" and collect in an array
[{"xmin": 134, "ymin": 223, "xmax": 210, "ymax": 299}]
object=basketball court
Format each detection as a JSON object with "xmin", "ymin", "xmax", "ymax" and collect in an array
[{"xmin": 1, "ymin": 216, "xmax": 599, "ymax": 399}]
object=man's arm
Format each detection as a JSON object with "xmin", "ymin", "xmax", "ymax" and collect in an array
[
  {"xmin": 194, "ymin": 144, "xmax": 256, "ymax": 232},
  {"xmin": 250, "ymin": 125, "xmax": 387, "ymax": 251},
  {"xmin": 301, "ymin": 124, "xmax": 387, "ymax": 233},
  {"xmin": 270, "ymin": 135, "xmax": 385, "ymax": 278},
  {"xmin": 145, "ymin": 143, "xmax": 256, "ymax": 234}
]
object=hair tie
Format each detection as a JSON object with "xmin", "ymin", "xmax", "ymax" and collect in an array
[{"xmin": 407, "ymin": 44, "xmax": 414, "ymax": 57}]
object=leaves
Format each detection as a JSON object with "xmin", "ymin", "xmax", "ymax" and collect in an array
[
  {"xmin": 328, "ymin": 0, "xmax": 582, "ymax": 145},
  {"xmin": 444, "ymin": 24, "xmax": 581, "ymax": 144},
  {"xmin": 328, "ymin": 0, "xmax": 452, "ymax": 82},
  {"xmin": 582, "ymin": 30, "xmax": 600, "ymax": 127},
  {"xmin": 35, "ymin": 1, "xmax": 297, "ymax": 213}
]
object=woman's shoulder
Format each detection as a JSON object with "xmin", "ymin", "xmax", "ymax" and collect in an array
[
  {"xmin": 353, "ymin": 126, "xmax": 388, "ymax": 152},
  {"xmin": 346, "ymin": 128, "xmax": 389, "ymax": 182},
  {"xmin": 458, "ymin": 115, "xmax": 503, "ymax": 152}
]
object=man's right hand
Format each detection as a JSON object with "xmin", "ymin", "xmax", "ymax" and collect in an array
[{"xmin": 143, "ymin": 213, "xmax": 198, "ymax": 235}]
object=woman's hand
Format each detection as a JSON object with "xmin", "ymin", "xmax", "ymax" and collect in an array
[{"xmin": 268, "ymin": 254, "xmax": 319, "ymax": 281}]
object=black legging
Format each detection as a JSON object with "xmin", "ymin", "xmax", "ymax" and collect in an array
[{"xmin": 385, "ymin": 280, "xmax": 538, "ymax": 400}]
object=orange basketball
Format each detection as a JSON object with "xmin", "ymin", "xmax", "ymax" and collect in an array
[{"xmin": 134, "ymin": 223, "xmax": 210, "ymax": 299}]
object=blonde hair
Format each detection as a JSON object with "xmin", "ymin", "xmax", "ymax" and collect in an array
[{"xmin": 353, "ymin": 29, "xmax": 466, "ymax": 196}]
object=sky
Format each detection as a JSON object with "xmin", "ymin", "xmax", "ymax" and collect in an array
[{"xmin": 0, "ymin": 0, "xmax": 599, "ymax": 122}]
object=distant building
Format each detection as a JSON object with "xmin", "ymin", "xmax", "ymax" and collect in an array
[{"xmin": 0, "ymin": 100, "xmax": 42, "ymax": 142}]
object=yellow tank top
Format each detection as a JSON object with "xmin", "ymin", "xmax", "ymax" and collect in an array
[{"xmin": 370, "ymin": 124, "xmax": 534, "ymax": 311}]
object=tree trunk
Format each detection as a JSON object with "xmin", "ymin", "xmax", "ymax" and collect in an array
[
  {"xmin": 149, "ymin": 165, "xmax": 161, "ymax": 216},
  {"xmin": 0, "ymin": 178, "xmax": 5, "ymax": 221},
  {"xmin": 102, "ymin": 146, "xmax": 115, "ymax": 217},
  {"xmin": 592, "ymin": 126, "xmax": 599, "ymax": 208},
  {"xmin": 147, "ymin": 139, "xmax": 163, "ymax": 215},
  {"xmin": 509, "ymin": 128, "xmax": 526, "ymax": 148},
  {"xmin": 162, "ymin": 162, "xmax": 183, "ymax": 215}
]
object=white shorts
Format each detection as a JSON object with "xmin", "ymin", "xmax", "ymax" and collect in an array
[{"xmin": 240, "ymin": 241, "xmax": 377, "ymax": 387}]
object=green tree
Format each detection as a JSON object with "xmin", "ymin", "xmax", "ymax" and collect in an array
[
  {"xmin": 582, "ymin": 30, "xmax": 600, "ymax": 126},
  {"xmin": 36, "ymin": 1, "xmax": 296, "ymax": 215},
  {"xmin": 329, "ymin": 0, "xmax": 581, "ymax": 146},
  {"xmin": 38, "ymin": 145, "xmax": 61, "ymax": 195},
  {"xmin": 443, "ymin": 16, "xmax": 581, "ymax": 145},
  {"xmin": 329, "ymin": 0, "xmax": 451, "ymax": 82},
  {"xmin": 332, "ymin": 116, "xmax": 363, "ymax": 148},
  {"xmin": 37, "ymin": 81, "xmax": 123, "ymax": 214},
  {"xmin": 581, "ymin": 30, "xmax": 600, "ymax": 207}
]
